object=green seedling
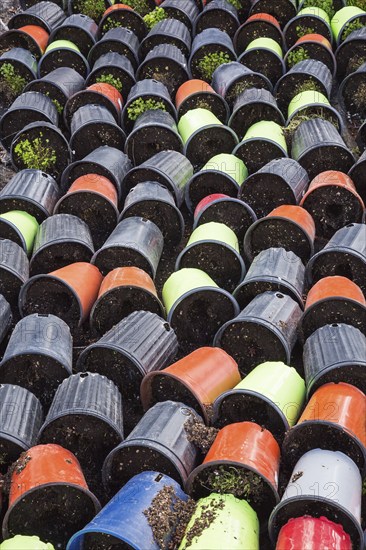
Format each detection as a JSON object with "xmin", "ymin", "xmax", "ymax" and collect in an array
[
  {"xmin": 73, "ymin": 0, "xmax": 106, "ymax": 21},
  {"xmin": 123, "ymin": 0, "xmax": 152, "ymax": 16},
  {"xmin": 296, "ymin": 24, "xmax": 316, "ymax": 38},
  {"xmin": 287, "ymin": 47, "xmax": 310, "ymax": 67},
  {"xmin": 197, "ymin": 51, "xmax": 231, "ymax": 81},
  {"xmin": 14, "ymin": 137, "xmax": 57, "ymax": 171},
  {"xmin": 203, "ymin": 466, "xmax": 262, "ymax": 501},
  {"xmin": 127, "ymin": 96, "xmax": 166, "ymax": 120},
  {"xmin": 0, "ymin": 63, "xmax": 26, "ymax": 101},
  {"xmin": 96, "ymin": 73, "xmax": 123, "ymax": 93},
  {"xmin": 302, "ymin": 0, "xmax": 335, "ymax": 18},
  {"xmin": 294, "ymin": 79, "xmax": 323, "ymax": 95},
  {"xmin": 342, "ymin": 18, "xmax": 365, "ymax": 40},
  {"xmin": 347, "ymin": 0, "xmax": 366, "ymax": 10},
  {"xmin": 143, "ymin": 7, "xmax": 166, "ymax": 30}
]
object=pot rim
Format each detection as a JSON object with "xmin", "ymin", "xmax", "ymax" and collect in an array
[
  {"xmin": 307, "ymin": 359, "xmax": 366, "ymax": 398},
  {"xmin": 122, "ymin": 91, "xmax": 176, "ymax": 133},
  {"xmin": 302, "ymin": 296, "xmax": 366, "ymax": 337},
  {"xmin": 0, "ymin": 263, "xmax": 27, "ymax": 284},
  {"xmin": 0, "ymin": 217, "xmax": 28, "ymax": 252},
  {"xmin": 336, "ymin": 13, "xmax": 366, "ymax": 46},
  {"xmin": 0, "ymin": 194, "xmax": 51, "ymax": 223},
  {"xmin": 286, "ymin": 103, "xmax": 343, "ymax": 133},
  {"xmin": 64, "ymin": 89, "xmax": 120, "ymax": 128},
  {"xmin": 98, "ymin": 9, "xmax": 146, "ymax": 42},
  {"xmin": 185, "ymin": 169, "xmax": 240, "ymax": 213},
  {"xmin": 61, "ymin": 159, "xmax": 120, "ymax": 198},
  {"xmin": 54, "ymin": 188, "xmax": 119, "ymax": 221},
  {"xmin": 284, "ymin": 13, "xmax": 332, "ymax": 47},
  {"xmin": 233, "ymin": 136, "xmax": 288, "ymax": 163},
  {"xmin": 229, "ymin": 97, "xmax": 285, "ymax": 136},
  {"xmin": 184, "ymin": 124, "xmax": 239, "ymax": 163},
  {"xmin": 193, "ymin": 196, "xmax": 256, "ymax": 230},
  {"xmin": 177, "ymin": 90, "xmax": 230, "ymax": 123},
  {"xmin": 69, "ymin": 119, "xmax": 126, "ymax": 159},
  {"xmin": 91, "ymin": 242, "xmax": 157, "ymax": 279},
  {"xmin": 234, "ymin": 18, "xmax": 284, "ymax": 54},
  {"xmin": 0, "ymin": 28, "xmax": 44, "ymax": 59},
  {"xmin": 38, "ymin": 47, "xmax": 90, "ymax": 79},
  {"xmin": 234, "ymin": 275, "xmax": 304, "ymax": 309},
  {"xmin": 284, "ymin": 40, "xmax": 336, "ymax": 77}
]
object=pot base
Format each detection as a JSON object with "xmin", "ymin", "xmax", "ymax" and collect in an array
[
  {"xmin": 194, "ymin": 197, "xmax": 256, "ymax": 241},
  {"xmin": 307, "ymin": 250, "xmax": 366, "ymax": 295},
  {"xmin": 30, "ymin": 242, "xmax": 94, "ymax": 276},
  {"xmin": 233, "ymin": 138, "xmax": 287, "ymax": 174},
  {"xmin": 234, "ymin": 276, "xmax": 304, "ymax": 311},
  {"xmin": 185, "ymin": 125, "xmax": 238, "ymax": 169},
  {"xmin": 186, "ymin": 171, "xmax": 239, "ymax": 213},
  {"xmin": 302, "ymin": 299, "xmax": 366, "ymax": 341},
  {"xmin": 125, "ymin": 124, "xmax": 183, "ymax": 166}
]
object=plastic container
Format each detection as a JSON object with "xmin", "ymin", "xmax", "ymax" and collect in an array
[
  {"xmin": 175, "ymin": 79, "xmax": 229, "ymax": 123},
  {"xmin": 0, "ymin": 239, "xmax": 29, "ymax": 308},
  {"xmin": 331, "ymin": 6, "xmax": 366, "ymax": 45},
  {"xmin": 234, "ymin": 12, "xmax": 283, "ymax": 55},
  {"xmin": 86, "ymin": 51, "xmax": 135, "ymax": 103},
  {"xmin": 0, "ymin": 295, "xmax": 12, "ymax": 347},
  {"xmin": 287, "ymin": 90, "xmax": 342, "ymax": 133},
  {"xmin": 275, "ymin": 516, "xmax": 352, "ymax": 550},
  {"xmin": 335, "ymin": 26, "xmax": 366, "ymax": 78},
  {"xmin": 0, "ymin": 210, "xmax": 39, "ymax": 254},
  {"xmin": 89, "ymin": 27, "xmax": 140, "ymax": 69},
  {"xmin": 0, "ymin": 48, "xmax": 37, "ymax": 106},
  {"xmin": 160, "ymin": 0, "xmax": 199, "ymax": 32},
  {"xmin": 0, "ymin": 25, "xmax": 49, "ymax": 59},
  {"xmin": 0, "ymin": 536, "xmax": 55, "ymax": 550},
  {"xmin": 213, "ymin": 361, "xmax": 305, "ymax": 444},
  {"xmin": 8, "ymin": 2, "xmax": 66, "ymax": 34},
  {"xmin": 189, "ymin": 28, "xmax": 236, "ymax": 81},
  {"xmin": 163, "ymin": 268, "xmax": 240, "ymax": 353},
  {"xmin": 140, "ymin": 18, "xmax": 191, "ymax": 59},
  {"xmin": 285, "ymin": 33, "xmax": 336, "ymax": 76},
  {"xmin": 194, "ymin": 0, "xmax": 239, "ymax": 37},
  {"xmin": 0, "ymin": 313, "xmax": 72, "ymax": 408},
  {"xmin": 340, "ymin": 60, "xmax": 366, "ymax": 115},
  {"xmin": 38, "ymin": 39, "xmax": 90, "ymax": 79},
  {"xmin": 348, "ymin": 148, "xmax": 366, "ymax": 203},
  {"xmin": 284, "ymin": 8, "xmax": 332, "ymax": 48},
  {"xmin": 249, "ymin": 0, "xmax": 297, "ymax": 27},
  {"xmin": 239, "ymin": 37, "xmax": 285, "ymax": 85},
  {"xmin": 48, "ymin": 14, "xmax": 98, "ymax": 57},
  {"xmin": 64, "ymin": 83, "xmax": 123, "ymax": 128},
  {"xmin": 214, "ymin": 291, "xmax": 302, "ymax": 377}
]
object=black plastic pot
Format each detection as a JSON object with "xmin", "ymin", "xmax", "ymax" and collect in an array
[
  {"xmin": 76, "ymin": 310, "xmax": 178, "ymax": 432},
  {"xmin": 340, "ymin": 61, "xmax": 366, "ymax": 115},
  {"xmin": 61, "ymin": 146, "xmax": 132, "ymax": 203},
  {"xmin": 86, "ymin": 52, "xmax": 135, "ymax": 103},
  {"xmin": 0, "ymin": 48, "xmax": 37, "ymax": 105},
  {"xmin": 160, "ymin": 0, "xmax": 200, "ymax": 32},
  {"xmin": 0, "ymin": 91, "xmax": 58, "ymax": 151},
  {"xmin": 275, "ymin": 59, "xmax": 333, "ymax": 114},
  {"xmin": 229, "ymin": 87, "xmax": 285, "ymax": 140},
  {"xmin": 69, "ymin": 104, "xmax": 126, "ymax": 160},
  {"xmin": 38, "ymin": 40, "xmax": 90, "ymax": 79},
  {"xmin": 121, "ymin": 78, "xmax": 176, "ymax": 133},
  {"xmin": 0, "ymin": 313, "xmax": 72, "ymax": 408},
  {"xmin": 234, "ymin": 15, "xmax": 284, "ymax": 55},
  {"xmin": 0, "ymin": 169, "xmax": 59, "ymax": 223},
  {"xmin": 140, "ymin": 19, "xmax": 191, "ymax": 59},
  {"xmin": 0, "ymin": 240, "xmax": 29, "ymax": 309},
  {"xmin": 0, "ymin": 383, "xmax": 43, "ymax": 472},
  {"xmin": 249, "ymin": 0, "xmax": 297, "ymax": 27},
  {"xmin": 49, "ymin": 14, "xmax": 98, "ymax": 58},
  {"xmin": 120, "ymin": 182, "xmax": 184, "ymax": 246},
  {"xmin": 239, "ymin": 158, "xmax": 309, "ymax": 218},
  {"xmin": 125, "ymin": 110, "xmax": 183, "ymax": 166},
  {"xmin": 10, "ymin": 121, "xmax": 71, "ymax": 182},
  {"xmin": 8, "ymin": 1, "xmax": 66, "ymax": 34},
  {"xmin": 122, "ymin": 150, "xmax": 193, "ymax": 207},
  {"xmin": 64, "ymin": 85, "xmax": 122, "ymax": 130},
  {"xmin": 348, "ymin": 149, "xmax": 366, "ymax": 203},
  {"xmin": 194, "ymin": 0, "xmax": 239, "ymax": 38},
  {"xmin": 88, "ymin": 27, "xmax": 140, "ymax": 70},
  {"xmin": 0, "ymin": 294, "xmax": 12, "ymax": 347},
  {"xmin": 176, "ymin": 81, "xmax": 229, "ymax": 124},
  {"xmin": 98, "ymin": 5, "xmax": 146, "ymax": 42},
  {"xmin": 0, "ymin": 28, "xmax": 45, "ymax": 60},
  {"xmin": 189, "ymin": 28, "xmax": 236, "ymax": 81},
  {"xmin": 211, "ymin": 61, "xmax": 272, "ymax": 108},
  {"xmin": 68, "ymin": 0, "xmax": 112, "ymax": 23},
  {"xmin": 306, "ymin": 223, "xmax": 366, "ymax": 293},
  {"xmin": 335, "ymin": 27, "xmax": 366, "ymax": 79},
  {"xmin": 291, "ymin": 119, "xmax": 355, "ymax": 181},
  {"xmin": 284, "ymin": 13, "xmax": 332, "ymax": 49},
  {"xmin": 238, "ymin": 42, "xmax": 285, "ymax": 86},
  {"xmin": 303, "ymin": 323, "xmax": 366, "ymax": 397},
  {"xmin": 285, "ymin": 39, "xmax": 336, "ymax": 77},
  {"xmin": 103, "ymin": 401, "xmax": 202, "ymax": 495},
  {"xmin": 214, "ymin": 291, "xmax": 302, "ymax": 377},
  {"xmin": 29, "ymin": 214, "xmax": 94, "ymax": 275}
]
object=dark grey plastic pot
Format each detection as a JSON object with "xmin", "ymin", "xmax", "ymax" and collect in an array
[
  {"xmin": 69, "ymin": 104, "xmax": 126, "ymax": 160},
  {"xmin": 0, "ymin": 384, "xmax": 43, "ymax": 472},
  {"xmin": 86, "ymin": 52, "xmax": 135, "ymax": 103},
  {"xmin": 239, "ymin": 158, "xmax": 309, "ymax": 218},
  {"xmin": 88, "ymin": 27, "xmax": 140, "ymax": 70},
  {"xmin": 238, "ymin": 43, "xmax": 285, "ymax": 86},
  {"xmin": 0, "ymin": 313, "xmax": 72, "ymax": 408},
  {"xmin": 335, "ymin": 27, "xmax": 366, "ymax": 79},
  {"xmin": 30, "ymin": 214, "xmax": 94, "ymax": 276},
  {"xmin": 103, "ymin": 401, "xmax": 202, "ymax": 496},
  {"xmin": 0, "ymin": 48, "xmax": 37, "ymax": 105},
  {"xmin": 189, "ymin": 28, "xmax": 236, "ymax": 81},
  {"xmin": 0, "ymin": 240, "xmax": 29, "ymax": 309},
  {"xmin": 38, "ymin": 41, "xmax": 90, "ymax": 79},
  {"xmin": 120, "ymin": 182, "xmax": 184, "ymax": 246},
  {"xmin": 234, "ymin": 14, "xmax": 284, "ymax": 55},
  {"xmin": 249, "ymin": 0, "xmax": 297, "ymax": 27},
  {"xmin": 0, "ymin": 294, "xmax": 12, "ymax": 347},
  {"xmin": 98, "ymin": 5, "xmax": 146, "ymax": 42},
  {"xmin": 340, "ymin": 61, "xmax": 366, "ymax": 115},
  {"xmin": 125, "ymin": 110, "xmax": 183, "ymax": 166},
  {"xmin": 194, "ymin": 0, "xmax": 240, "ymax": 38},
  {"xmin": 214, "ymin": 291, "xmax": 302, "ymax": 376},
  {"xmin": 48, "ymin": 14, "xmax": 98, "ymax": 57},
  {"xmin": 348, "ymin": 149, "xmax": 366, "ymax": 203},
  {"xmin": 160, "ymin": 0, "xmax": 200, "ymax": 32},
  {"xmin": 92, "ymin": 216, "xmax": 164, "ymax": 278},
  {"xmin": 8, "ymin": 1, "xmax": 66, "ymax": 34},
  {"xmin": 139, "ymin": 18, "xmax": 191, "ymax": 59},
  {"xmin": 284, "ymin": 12, "xmax": 332, "ymax": 48},
  {"xmin": 0, "ymin": 169, "xmax": 59, "ymax": 223}
]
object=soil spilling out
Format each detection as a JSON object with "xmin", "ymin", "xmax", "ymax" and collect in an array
[
  {"xmin": 181, "ymin": 497, "xmax": 225, "ymax": 550},
  {"xmin": 184, "ymin": 414, "xmax": 218, "ymax": 454}
]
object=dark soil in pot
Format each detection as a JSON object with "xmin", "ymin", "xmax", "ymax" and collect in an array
[
  {"xmin": 0, "ymin": 53, "xmax": 37, "ymax": 105},
  {"xmin": 194, "ymin": 4, "xmax": 239, "ymax": 38},
  {"xmin": 234, "ymin": 20, "xmax": 284, "ymax": 54},
  {"xmin": 335, "ymin": 27, "xmax": 366, "ymax": 78},
  {"xmin": 30, "ymin": 241, "xmax": 94, "ymax": 276},
  {"xmin": 340, "ymin": 68, "xmax": 366, "ymax": 116},
  {"xmin": 229, "ymin": 91, "xmax": 285, "ymax": 139},
  {"xmin": 187, "ymin": 172, "xmax": 240, "ymax": 211},
  {"xmin": 38, "ymin": 47, "xmax": 89, "ymax": 79},
  {"xmin": 0, "ymin": 267, "xmax": 26, "ymax": 309},
  {"xmin": 185, "ymin": 126, "xmax": 238, "ymax": 169},
  {"xmin": 70, "ymin": 121, "xmax": 126, "ymax": 161},
  {"xmin": 249, "ymin": 0, "xmax": 297, "ymax": 27},
  {"xmin": 139, "ymin": 19, "xmax": 191, "ymax": 59},
  {"xmin": 294, "ymin": 143, "xmax": 355, "ymax": 181},
  {"xmin": 99, "ymin": 10, "xmax": 146, "ymax": 42},
  {"xmin": 0, "ymin": 29, "xmax": 43, "ymax": 60},
  {"xmin": 233, "ymin": 138, "xmax": 287, "ymax": 175},
  {"xmin": 238, "ymin": 49, "xmax": 285, "ymax": 86},
  {"xmin": 194, "ymin": 198, "xmax": 257, "ymax": 242},
  {"xmin": 160, "ymin": 0, "xmax": 199, "ymax": 32},
  {"xmin": 137, "ymin": 45, "xmax": 189, "ymax": 97},
  {"xmin": 284, "ymin": 15, "xmax": 332, "ymax": 48},
  {"xmin": 86, "ymin": 56, "xmax": 135, "ymax": 104},
  {"xmin": 285, "ymin": 42, "xmax": 336, "ymax": 75},
  {"xmin": 178, "ymin": 92, "xmax": 229, "ymax": 124}
]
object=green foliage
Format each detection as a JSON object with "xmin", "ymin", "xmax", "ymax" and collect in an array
[
  {"xmin": 294, "ymin": 79, "xmax": 322, "ymax": 95},
  {"xmin": 74, "ymin": 0, "xmax": 106, "ymax": 21},
  {"xmin": 302, "ymin": 0, "xmax": 335, "ymax": 18},
  {"xmin": 122, "ymin": 0, "xmax": 152, "ymax": 16},
  {"xmin": 143, "ymin": 7, "xmax": 166, "ymax": 30},
  {"xmin": 96, "ymin": 73, "xmax": 123, "ymax": 92},
  {"xmin": 0, "ymin": 63, "xmax": 26, "ymax": 100},
  {"xmin": 14, "ymin": 137, "xmax": 57, "ymax": 171},
  {"xmin": 227, "ymin": 0, "xmax": 242, "ymax": 8},
  {"xmin": 197, "ymin": 51, "xmax": 231, "ymax": 81},
  {"xmin": 287, "ymin": 47, "xmax": 310, "ymax": 67},
  {"xmin": 341, "ymin": 18, "xmax": 365, "ymax": 40},
  {"xmin": 127, "ymin": 97, "xmax": 166, "ymax": 121},
  {"xmin": 347, "ymin": 0, "xmax": 366, "ymax": 9},
  {"xmin": 296, "ymin": 24, "xmax": 316, "ymax": 38},
  {"xmin": 204, "ymin": 466, "xmax": 262, "ymax": 499},
  {"xmin": 51, "ymin": 98, "xmax": 63, "ymax": 114},
  {"xmin": 102, "ymin": 17, "xmax": 123, "ymax": 32}
]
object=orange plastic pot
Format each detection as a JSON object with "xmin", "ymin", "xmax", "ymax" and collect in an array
[
  {"xmin": 186, "ymin": 421, "xmax": 280, "ymax": 525},
  {"xmin": 19, "ymin": 262, "xmax": 103, "ymax": 328},
  {"xmin": 141, "ymin": 347, "xmax": 240, "ymax": 424},
  {"xmin": 3, "ymin": 444, "xmax": 100, "ymax": 547},
  {"xmin": 104, "ymin": 4, "xmax": 133, "ymax": 15},
  {"xmin": 87, "ymin": 83, "xmax": 123, "ymax": 112},
  {"xmin": 175, "ymin": 79, "xmax": 229, "ymax": 123},
  {"xmin": 90, "ymin": 266, "xmax": 164, "ymax": 335},
  {"xmin": 19, "ymin": 25, "xmax": 49, "ymax": 54},
  {"xmin": 296, "ymin": 33, "xmax": 332, "ymax": 49},
  {"xmin": 176, "ymin": 80, "xmax": 215, "ymax": 108},
  {"xmin": 246, "ymin": 13, "xmax": 281, "ymax": 30},
  {"xmin": 302, "ymin": 275, "xmax": 366, "ymax": 339},
  {"xmin": 283, "ymin": 382, "xmax": 366, "ymax": 474},
  {"xmin": 66, "ymin": 174, "xmax": 118, "ymax": 206}
]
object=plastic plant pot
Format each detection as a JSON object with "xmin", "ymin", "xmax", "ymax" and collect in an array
[
  {"xmin": 29, "ymin": 214, "xmax": 94, "ymax": 276},
  {"xmin": 357, "ymin": 119, "xmax": 366, "ymax": 152},
  {"xmin": 92, "ymin": 216, "xmax": 163, "ymax": 278},
  {"xmin": 0, "ymin": 48, "xmax": 37, "ymax": 105},
  {"xmin": 0, "ymin": 169, "xmax": 59, "ymax": 224},
  {"xmin": 160, "ymin": 0, "xmax": 200, "ymax": 32},
  {"xmin": 175, "ymin": 79, "xmax": 229, "ymax": 123},
  {"xmin": 179, "ymin": 493, "xmax": 259, "ymax": 550},
  {"xmin": 54, "ymin": 173, "xmax": 119, "ymax": 250},
  {"xmin": 348, "ymin": 148, "xmax": 366, "ymax": 203},
  {"xmin": 335, "ymin": 26, "xmax": 366, "ymax": 79},
  {"xmin": 8, "ymin": 2, "xmax": 66, "ymax": 34},
  {"xmin": 121, "ymin": 78, "xmax": 176, "ymax": 133},
  {"xmin": 287, "ymin": 90, "xmax": 342, "ymax": 133},
  {"xmin": 64, "ymin": 83, "xmax": 123, "ymax": 129},
  {"xmin": 239, "ymin": 37, "xmax": 285, "ymax": 85},
  {"xmin": 285, "ymin": 34, "xmax": 336, "ymax": 76},
  {"xmin": 185, "ymin": 153, "xmax": 247, "ymax": 213},
  {"xmin": 233, "ymin": 120, "xmax": 288, "ymax": 174},
  {"xmin": 284, "ymin": 8, "xmax": 332, "ymax": 49},
  {"xmin": 139, "ymin": 18, "xmax": 191, "ymax": 59},
  {"xmin": 122, "ymin": 150, "xmax": 193, "ymax": 208},
  {"xmin": 163, "ymin": 268, "xmax": 240, "ymax": 353},
  {"xmin": 275, "ymin": 59, "xmax": 332, "ymax": 114},
  {"xmin": 38, "ymin": 40, "xmax": 90, "ymax": 79},
  {"xmin": 119, "ymin": 181, "xmax": 184, "ymax": 246},
  {"xmin": 68, "ymin": 0, "xmax": 112, "ymax": 24},
  {"xmin": 189, "ymin": 28, "xmax": 237, "ymax": 82},
  {"xmin": 331, "ymin": 6, "xmax": 366, "ymax": 45},
  {"xmin": 213, "ymin": 361, "xmax": 305, "ymax": 444},
  {"xmin": 340, "ymin": 61, "xmax": 366, "ymax": 115},
  {"xmin": 2, "ymin": 444, "xmax": 101, "ymax": 548},
  {"xmin": 88, "ymin": 27, "xmax": 140, "ymax": 70},
  {"xmin": 194, "ymin": 0, "xmax": 240, "ymax": 38},
  {"xmin": 140, "ymin": 347, "xmax": 240, "ymax": 424},
  {"xmin": 0, "ymin": 384, "xmax": 43, "ymax": 473},
  {"xmin": 69, "ymin": 104, "xmax": 126, "ymax": 161},
  {"xmin": 85, "ymin": 51, "xmax": 135, "ymax": 103},
  {"xmin": 67, "ymin": 471, "xmax": 188, "ymax": 550},
  {"xmin": 98, "ymin": 5, "xmax": 146, "ymax": 42},
  {"xmin": 0, "ymin": 313, "xmax": 72, "ymax": 408},
  {"xmin": 275, "ymin": 516, "xmax": 353, "ymax": 550},
  {"xmin": 0, "ymin": 25, "xmax": 49, "ymax": 60},
  {"xmin": 229, "ymin": 87, "xmax": 285, "ymax": 140},
  {"xmin": 124, "ymin": 110, "xmax": 183, "ymax": 166},
  {"xmin": 186, "ymin": 422, "xmax": 280, "ymax": 525},
  {"xmin": 234, "ymin": 13, "xmax": 284, "ymax": 55},
  {"xmin": 103, "ymin": 401, "xmax": 202, "ymax": 495},
  {"xmin": 214, "ymin": 291, "xmax": 302, "ymax": 377},
  {"xmin": 10, "ymin": 121, "xmax": 71, "ymax": 182},
  {"xmin": 0, "ymin": 295, "xmax": 12, "ymax": 347},
  {"xmin": 193, "ymin": 194, "xmax": 256, "ymax": 241},
  {"xmin": 244, "ymin": 205, "xmax": 315, "ymax": 264},
  {"xmin": 0, "ymin": 536, "xmax": 55, "ymax": 550},
  {"xmin": 306, "ymin": 223, "xmax": 366, "ymax": 293},
  {"xmin": 48, "ymin": 14, "xmax": 98, "ymax": 58},
  {"xmin": 19, "ymin": 262, "xmax": 103, "ymax": 328},
  {"xmin": 249, "ymin": 0, "xmax": 297, "ymax": 27},
  {"xmin": 0, "ymin": 239, "xmax": 29, "ymax": 308},
  {"xmin": 268, "ymin": 449, "xmax": 364, "ymax": 549},
  {"xmin": 0, "ymin": 210, "xmax": 38, "ymax": 254},
  {"xmin": 234, "ymin": 247, "xmax": 305, "ymax": 311},
  {"xmin": 175, "ymin": 222, "xmax": 245, "ymax": 293},
  {"xmin": 282, "ymin": 382, "xmax": 366, "ymax": 474}
]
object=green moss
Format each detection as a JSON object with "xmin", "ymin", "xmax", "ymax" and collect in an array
[
  {"xmin": 143, "ymin": 7, "xmax": 166, "ymax": 30},
  {"xmin": 14, "ymin": 137, "xmax": 57, "ymax": 171},
  {"xmin": 341, "ymin": 18, "xmax": 365, "ymax": 41},
  {"xmin": 197, "ymin": 51, "xmax": 231, "ymax": 81},
  {"xmin": 0, "ymin": 63, "xmax": 26, "ymax": 101},
  {"xmin": 102, "ymin": 17, "xmax": 124, "ymax": 32},
  {"xmin": 294, "ymin": 79, "xmax": 322, "ymax": 95},
  {"xmin": 122, "ymin": 0, "xmax": 152, "ymax": 16},
  {"xmin": 203, "ymin": 466, "xmax": 263, "ymax": 500},
  {"xmin": 73, "ymin": 0, "xmax": 106, "ymax": 21},
  {"xmin": 45, "ymin": 91, "xmax": 63, "ymax": 114},
  {"xmin": 302, "ymin": 0, "xmax": 335, "ymax": 18},
  {"xmin": 296, "ymin": 24, "xmax": 316, "ymax": 38},
  {"xmin": 96, "ymin": 73, "xmax": 123, "ymax": 93},
  {"xmin": 287, "ymin": 47, "xmax": 310, "ymax": 67},
  {"xmin": 127, "ymin": 96, "xmax": 166, "ymax": 121}
]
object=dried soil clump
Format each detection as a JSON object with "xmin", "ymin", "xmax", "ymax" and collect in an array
[
  {"xmin": 184, "ymin": 415, "xmax": 218, "ymax": 453},
  {"xmin": 181, "ymin": 497, "xmax": 225, "ymax": 550}
]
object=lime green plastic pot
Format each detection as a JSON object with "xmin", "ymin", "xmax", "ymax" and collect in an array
[
  {"xmin": 0, "ymin": 210, "xmax": 39, "ymax": 253},
  {"xmin": 187, "ymin": 222, "xmax": 240, "ymax": 252},
  {"xmin": 243, "ymin": 121, "xmax": 287, "ymax": 152},
  {"xmin": 0, "ymin": 535, "xmax": 55, "ymax": 550},
  {"xmin": 45, "ymin": 40, "xmax": 81, "ymax": 54},
  {"xmin": 178, "ymin": 108, "xmax": 223, "ymax": 144},
  {"xmin": 201, "ymin": 153, "xmax": 248, "ymax": 186},
  {"xmin": 331, "ymin": 6, "xmax": 366, "ymax": 41},
  {"xmin": 288, "ymin": 90, "xmax": 330, "ymax": 118},
  {"xmin": 298, "ymin": 6, "xmax": 330, "ymax": 24},
  {"xmin": 245, "ymin": 37, "xmax": 283, "ymax": 58},
  {"xmin": 178, "ymin": 494, "xmax": 259, "ymax": 550},
  {"xmin": 162, "ymin": 268, "xmax": 219, "ymax": 315}
]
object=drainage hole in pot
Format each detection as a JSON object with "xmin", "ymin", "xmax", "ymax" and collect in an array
[
  {"xmin": 163, "ymin": 322, "xmax": 171, "ymax": 331},
  {"xmin": 154, "ymin": 473, "xmax": 163, "ymax": 482},
  {"xmin": 80, "ymin": 372, "xmax": 89, "ymax": 378},
  {"xmin": 276, "ymin": 293, "xmax": 284, "ymax": 299},
  {"xmin": 332, "ymin": 323, "xmax": 339, "ymax": 327}
]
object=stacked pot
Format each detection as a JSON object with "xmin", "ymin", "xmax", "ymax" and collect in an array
[{"xmin": 0, "ymin": 0, "xmax": 365, "ymax": 548}]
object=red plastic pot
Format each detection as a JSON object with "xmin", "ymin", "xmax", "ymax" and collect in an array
[
  {"xmin": 140, "ymin": 346, "xmax": 241, "ymax": 424},
  {"xmin": 19, "ymin": 25, "xmax": 49, "ymax": 54},
  {"xmin": 276, "ymin": 516, "xmax": 352, "ymax": 549},
  {"xmin": 296, "ymin": 33, "xmax": 332, "ymax": 49},
  {"xmin": 64, "ymin": 83, "xmax": 123, "ymax": 128}
]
